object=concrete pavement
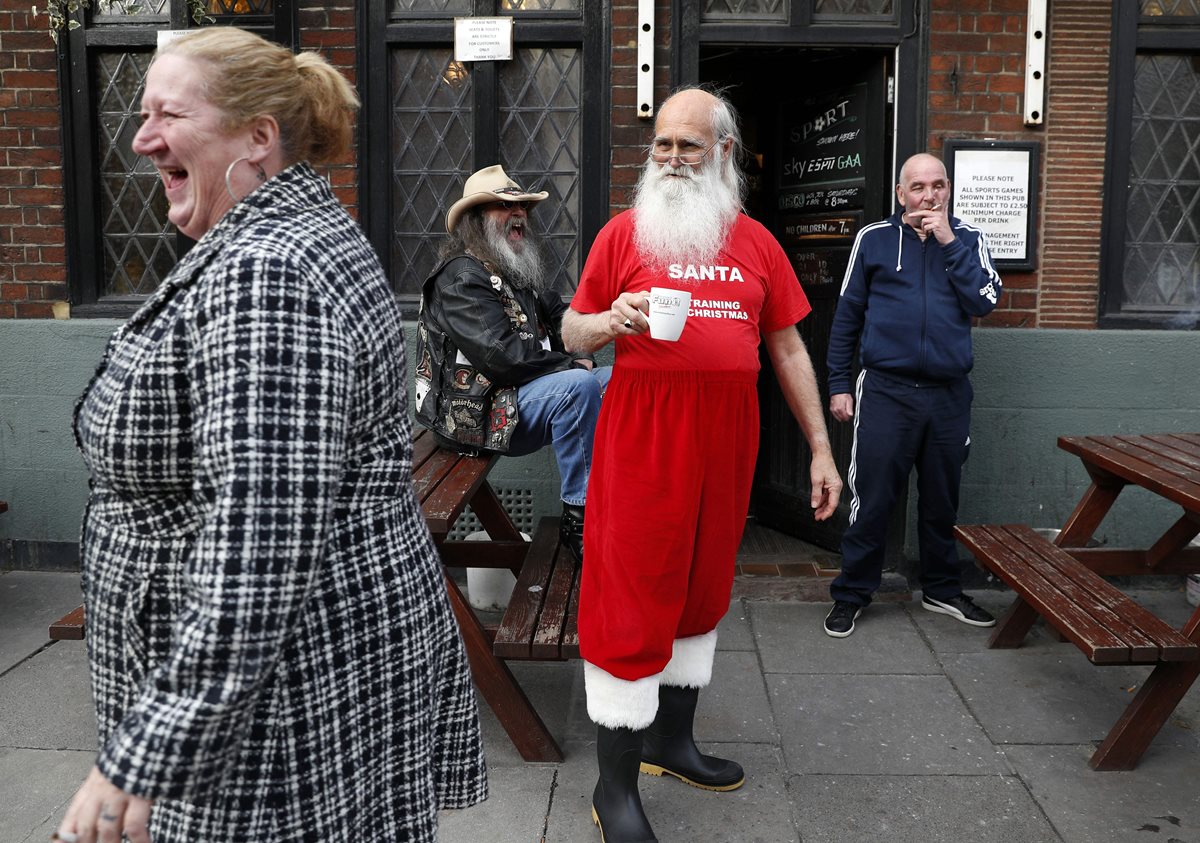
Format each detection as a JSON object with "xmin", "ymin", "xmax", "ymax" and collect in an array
[{"xmin": 3, "ymin": 569, "xmax": 1198, "ymax": 842}]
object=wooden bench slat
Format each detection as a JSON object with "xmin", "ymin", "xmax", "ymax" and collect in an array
[
  {"xmin": 960, "ymin": 525, "xmax": 1133, "ymax": 663},
  {"xmin": 49, "ymin": 605, "xmax": 86, "ymax": 641},
  {"xmin": 1003, "ymin": 526, "xmax": 1163, "ymax": 661},
  {"xmin": 415, "ymin": 447, "xmax": 496, "ymax": 538},
  {"xmin": 1005, "ymin": 524, "xmax": 1196, "ymax": 657},
  {"xmin": 411, "ymin": 428, "xmax": 439, "ymax": 470},
  {"xmin": 412, "ymin": 447, "xmax": 462, "ymax": 504},
  {"xmin": 494, "ymin": 517, "xmax": 560, "ymax": 659},
  {"xmin": 563, "ymin": 562, "xmax": 582, "ymax": 659},
  {"xmin": 959, "ymin": 524, "xmax": 1198, "ymax": 664},
  {"xmin": 531, "ymin": 538, "xmax": 577, "ymax": 659}
]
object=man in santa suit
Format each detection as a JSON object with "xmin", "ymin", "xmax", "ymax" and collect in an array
[{"xmin": 563, "ymin": 87, "xmax": 842, "ymax": 843}]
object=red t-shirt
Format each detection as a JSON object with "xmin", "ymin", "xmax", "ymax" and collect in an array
[{"xmin": 572, "ymin": 210, "xmax": 812, "ymax": 372}]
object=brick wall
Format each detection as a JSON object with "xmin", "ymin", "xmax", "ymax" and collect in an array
[
  {"xmin": 608, "ymin": 0, "xmax": 673, "ymax": 213},
  {"xmin": 298, "ymin": 1, "xmax": 360, "ymax": 213},
  {"xmin": 927, "ymin": 0, "xmax": 1039, "ymax": 328},
  {"xmin": 927, "ymin": 0, "xmax": 1113, "ymax": 329},
  {"xmin": 1037, "ymin": 0, "xmax": 1111, "ymax": 328},
  {"xmin": 0, "ymin": 0, "xmax": 67, "ymax": 319}
]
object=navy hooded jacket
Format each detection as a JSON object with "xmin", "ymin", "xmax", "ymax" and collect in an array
[{"xmin": 826, "ymin": 210, "xmax": 1002, "ymax": 396}]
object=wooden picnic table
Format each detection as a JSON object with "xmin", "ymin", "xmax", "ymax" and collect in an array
[
  {"xmin": 410, "ymin": 428, "xmax": 569, "ymax": 763},
  {"xmin": 957, "ymin": 433, "xmax": 1200, "ymax": 770}
]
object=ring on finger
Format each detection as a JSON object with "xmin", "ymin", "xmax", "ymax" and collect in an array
[{"xmin": 623, "ymin": 318, "xmax": 633, "ymax": 329}]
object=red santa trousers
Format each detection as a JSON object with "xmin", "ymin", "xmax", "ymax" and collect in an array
[{"xmin": 578, "ymin": 367, "xmax": 759, "ymax": 726}]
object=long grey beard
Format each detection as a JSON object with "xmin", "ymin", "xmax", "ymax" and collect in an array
[
  {"xmin": 632, "ymin": 156, "xmax": 741, "ymax": 271},
  {"xmin": 486, "ymin": 223, "xmax": 548, "ymax": 293}
]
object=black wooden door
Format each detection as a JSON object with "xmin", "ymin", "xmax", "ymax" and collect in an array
[{"xmin": 742, "ymin": 52, "xmax": 893, "ymax": 550}]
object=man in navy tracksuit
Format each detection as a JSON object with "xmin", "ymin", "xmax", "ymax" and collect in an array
[{"xmin": 824, "ymin": 153, "xmax": 1002, "ymax": 638}]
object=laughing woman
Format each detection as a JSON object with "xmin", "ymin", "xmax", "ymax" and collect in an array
[{"xmin": 55, "ymin": 28, "xmax": 486, "ymax": 843}]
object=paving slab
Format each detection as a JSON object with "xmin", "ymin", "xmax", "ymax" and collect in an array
[
  {"xmin": 768, "ymin": 673, "xmax": 1008, "ymax": 775},
  {"xmin": 0, "ymin": 640, "xmax": 95, "ymax": 751},
  {"xmin": 750, "ymin": 601, "xmax": 941, "ymax": 675},
  {"xmin": 471, "ymin": 659, "xmax": 588, "ymax": 767},
  {"xmin": 1005, "ymin": 743, "xmax": 1200, "ymax": 843},
  {"xmin": 940, "ymin": 650, "xmax": 1191, "ymax": 747},
  {"xmin": 906, "ymin": 588, "xmax": 1031, "ymax": 655},
  {"xmin": 0, "ymin": 747, "xmax": 94, "ymax": 843},
  {"xmin": 0, "ymin": 571, "xmax": 82, "ymax": 673},
  {"xmin": 696, "ymin": 649, "xmax": 778, "ymax": 744},
  {"xmin": 437, "ymin": 760, "xmax": 556, "ymax": 842},
  {"xmin": 790, "ymin": 772, "xmax": 1061, "ymax": 843},
  {"xmin": 715, "ymin": 597, "xmax": 755, "ymax": 651}
]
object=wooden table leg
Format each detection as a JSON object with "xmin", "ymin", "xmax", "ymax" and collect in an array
[
  {"xmin": 1090, "ymin": 660, "xmax": 1200, "ymax": 770},
  {"xmin": 469, "ymin": 482, "xmax": 528, "ymax": 574},
  {"xmin": 987, "ymin": 596, "xmax": 1041, "ymax": 649},
  {"xmin": 444, "ymin": 571, "xmax": 564, "ymax": 763},
  {"xmin": 1057, "ymin": 479, "xmax": 1122, "ymax": 548}
]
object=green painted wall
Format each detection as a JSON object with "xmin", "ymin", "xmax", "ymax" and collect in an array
[
  {"xmin": 957, "ymin": 329, "xmax": 1200, "ymax": 549},
  {"xmin": 2, "ymin": 320, "xmax": 1197, "ymax": 571}
]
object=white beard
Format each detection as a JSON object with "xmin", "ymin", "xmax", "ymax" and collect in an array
[
  {"xmin": 485, "ymin": 216, "xmax": 547, "ymax": 292},
  {"xmin": 632, "ymin": 152, "xmax": 741, "ymax": 271}
]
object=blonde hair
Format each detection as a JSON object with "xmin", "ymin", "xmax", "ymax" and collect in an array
[{"xmin": 157, "ymin": 27, "xmax": 359, "ymax": 165}]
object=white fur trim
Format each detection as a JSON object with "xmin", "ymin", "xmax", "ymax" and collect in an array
[
  {"xmin": 584, "ymin": 661, "xmax": 661, "ymax": 729},
  {"xmin": 658, "ymin": 629, "xmax": 718, "ymax": 689}
]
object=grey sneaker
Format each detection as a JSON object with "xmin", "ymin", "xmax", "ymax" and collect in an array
[
  {"xmin": 922, "ymin": 593, "xmax": 996, "ymax": 627},
  {"xmin": 824, "ymin": 601, "xmax": 863, "ymax": 638}
]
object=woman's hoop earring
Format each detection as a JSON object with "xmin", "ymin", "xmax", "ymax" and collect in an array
[{"xmin": 224, "ymin": 155, "xmax": 251, "ymax": 203}]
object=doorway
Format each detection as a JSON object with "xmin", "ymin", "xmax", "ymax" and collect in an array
[{"xmin": 699, "ymin": 46, "xmax": 905, "ymax": 555}]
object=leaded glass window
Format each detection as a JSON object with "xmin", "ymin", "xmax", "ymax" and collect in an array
[
  {"xmin": 1141, "ymin": 0, "xmax": 1200, "ymax": 16},
  {"xmin": 58, "ymin": 0, "xmax": 296, "ymax": 313},
  {"xmin": 94, "ymin": 0, "xmax": 169, "ymax": 16},
  {"xmin": 1121, "ymin": 54, "xmax": 1200, "ymax": 314},
  {"xmin": 96, "ymin": 51, "xmax": 175, "ymax": 295},
  {"xmin": 501, "ymin": 0, "xmax": 581, "ymax": 11},
  {"xmin": 390, "ymin": 49, "xmax": 474, "ymax": 291},
  {"xmin": 701, "ymin": 0, "xmax": 785, "ymax": 22},
  {"xmin": 813, "ymin": 0, "xmax": 894, "ymax": 18},
  {"xmin": 373, "ymin": 0, "xmax": 603, "ymax": 300},
  {"xmin": 500, "ymin": 48, "xmax": 582, "ymax": 290},
  {"xmin": 207, "ymin": 0, "xmax": 274, "ymax": 12},
  {"xmin": 391, "ymin": 0, "xmax": 473, "ymax": 13}
]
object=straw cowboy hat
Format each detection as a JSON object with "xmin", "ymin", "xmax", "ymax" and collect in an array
[{"xmin": 446, "ymin": 165, "xmax": 549, "ymax": 233}]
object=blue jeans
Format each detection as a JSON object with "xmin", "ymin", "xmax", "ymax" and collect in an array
[{"xmin": 507, "ymin": 366, "xmax": 612, "ymax": 505}]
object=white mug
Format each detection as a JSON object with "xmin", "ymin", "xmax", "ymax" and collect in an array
[{"xmin": 647, "ymin": 287, "xmax": 691, "ymax": 342}]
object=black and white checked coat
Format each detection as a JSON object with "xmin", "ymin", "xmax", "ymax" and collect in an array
[{"xmin": 73, "ymin": 163, "xmax": 487, "ymax": 841}]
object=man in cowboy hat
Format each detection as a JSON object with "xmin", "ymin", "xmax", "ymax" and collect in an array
[{"xmin": 413, "ymin": 164, "xmax": 609, "ymax": 562}]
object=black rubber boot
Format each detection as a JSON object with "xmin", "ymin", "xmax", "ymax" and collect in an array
[
  {"xmin": 640, "ymin": 685, "xmax": 745, "ymax": 791},
  {"xmin": 560, "ymin": 502, "xmax": 585, "ymax": 565},
  {"xmin": 592, "ymin": 725, "xmax": 657, "ymax": 843}
]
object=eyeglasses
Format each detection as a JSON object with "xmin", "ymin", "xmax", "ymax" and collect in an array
[
  {"xmin": 489, "ymin": 199, "xmax": 530, "ymax": 211},
  {"xmin": 649, "ymin": 137, "xmax": 727, "ymax": 167}
]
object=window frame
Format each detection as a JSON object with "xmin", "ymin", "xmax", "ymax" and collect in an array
[
  {"xmin": 356, "ymin": 0, "xmax": 609, "ymax": 311},
  {"xmin": 58, "ymin": 1, "xmax": 298, "ymax": 318},
  {"xmin": 1099, "ymin": 1, "xmax": 1200, "ymax": 328},
  {"xmin": 672, "ymin": 0, "xmax": 922, "ymax": 179}
]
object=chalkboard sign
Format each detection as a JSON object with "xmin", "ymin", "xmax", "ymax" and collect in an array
[
  {"xmin": 944, "ymin": 139, "xmax": 1040, "ymax": 272},
  {"xmin": 790, "ymin": 247, "xmax": 851, "ymax": 287},
  {"xmin": 776, "ymin": 82, "xmax": 870, "ymax": 212}
]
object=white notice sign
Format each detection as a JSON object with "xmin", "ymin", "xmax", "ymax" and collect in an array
[
  {"xmin": 157, "ymin": 30, "xmax": 193, "ymax": 50},
  {"xmin": 951, "ymin": 149, "xmax": 1032, "ymax": 261},
  {"xmin": 454, "ymin": 17, "xmax": 514, "ymax": 62}
]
